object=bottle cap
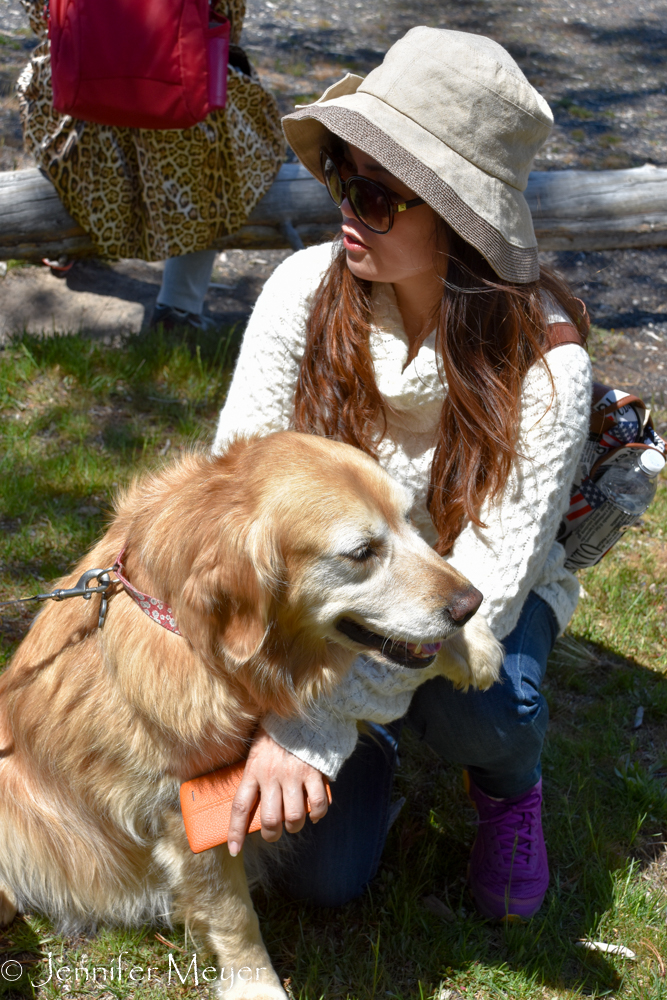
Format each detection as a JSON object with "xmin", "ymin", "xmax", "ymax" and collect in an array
[{"xmin": 639, "ymin": 449, "xmax": 666, "ymax": 478}]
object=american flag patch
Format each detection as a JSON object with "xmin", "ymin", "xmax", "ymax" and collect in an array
[
  {"xmin": 600, "ymin": 405, "xmax": 640, "ymax": 449},
  {"xmin": 566, "ymin": 476, "xmax": 606, "ymax": 522},
  {"xmin": 601, "ymin": 426, "xmax": 637, "ymax": 448}
]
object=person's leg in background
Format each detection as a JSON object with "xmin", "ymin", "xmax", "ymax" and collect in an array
[
  {"xmin": 406, "ymin": 591, "xmax": 559, "ymax": 919},
  {"xmin": 150, "ymin": 248, "xmax": 218, "ymax": 331}
]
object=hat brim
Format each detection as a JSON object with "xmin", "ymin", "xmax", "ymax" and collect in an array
[{"xmin": 283, "ymin": 94, "xmax": 540, "ymax": 284}]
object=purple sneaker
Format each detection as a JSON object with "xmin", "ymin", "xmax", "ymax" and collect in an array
[{"xmin": 466, "ymin": 774, "xmax": 549, "ymax": 921}]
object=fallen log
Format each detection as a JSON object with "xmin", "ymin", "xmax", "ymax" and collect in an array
[
  {"xmin": 0, "ymin": 163, "xmax": 340, "ymax": 261},
  {"xmin": 0, "ymin": 161, "xmax": 666, "ymax": 261},
  {"xmin": 527, "ymin": 163, "xmax": 667, "ymax": 251}
]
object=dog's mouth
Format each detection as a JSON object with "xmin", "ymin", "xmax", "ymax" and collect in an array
[{"xmin": 335, "ymin": 618, "xmax": 442, "ymax": 669}]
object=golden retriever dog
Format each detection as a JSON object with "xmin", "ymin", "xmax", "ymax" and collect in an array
[{"xmin": 0, "ymin": 431, "xmax": 502, "ymax": 999}]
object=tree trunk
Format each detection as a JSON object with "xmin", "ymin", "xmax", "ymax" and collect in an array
[{"xmin": 1, "ymin": 162, "xmax": 666, "ymax": 261}]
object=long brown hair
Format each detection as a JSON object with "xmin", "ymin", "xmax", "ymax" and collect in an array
[{"xmin": 293, "ymin": 223, "xmax": 588, "ymax": 555}]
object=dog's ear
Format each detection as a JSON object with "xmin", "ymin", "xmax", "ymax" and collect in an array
[
  {"xmin": 177, "ymin": 546, "xmax": 272, "ymax": 667},
  {"xmin": 437, "ymin": 614, "xmax": 504, "ymax": 691}
]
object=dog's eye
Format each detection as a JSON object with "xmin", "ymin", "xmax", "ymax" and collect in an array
[{"xmin": 344, "ymin": 545, "xmax": 375, "ymax": 563}]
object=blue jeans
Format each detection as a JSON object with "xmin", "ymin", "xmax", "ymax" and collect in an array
[{"xmin": 277, "ymin": 592, "xmax": 558, "ymax": 907}]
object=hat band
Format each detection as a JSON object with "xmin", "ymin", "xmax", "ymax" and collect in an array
[{"xmin": 285, "ymin": 104, "xmax": 540, "ymax": 284}]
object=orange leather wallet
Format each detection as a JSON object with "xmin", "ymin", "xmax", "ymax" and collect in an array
[{"xmin": 180, "ymin": 759, "xmax": 332, "ymax": 854}]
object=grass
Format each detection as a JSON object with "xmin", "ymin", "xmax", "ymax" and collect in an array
[
  {"xmin": 0, "ymin": 326, "xmax": 239, "ymax": 607},
  {"xmin": 1, "ymin": 328, "xmax": 667, "ymax": 999},
  {"xmin": 587, "ymin": 325, "xmax": 625, "ymax": 365}
]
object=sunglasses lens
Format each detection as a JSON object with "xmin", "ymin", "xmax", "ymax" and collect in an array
[
  {"xmin": 322, "ymin": 155, "xmax": 343, "ymax": 206},
  {"xmin": 348, "ymin": 178, "xmax": 391, "ymax": 234}
]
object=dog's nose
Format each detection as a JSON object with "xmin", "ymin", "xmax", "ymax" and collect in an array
[{"xmin": 444, "ymin": 586, "xmax": 483, "ymax": 626}]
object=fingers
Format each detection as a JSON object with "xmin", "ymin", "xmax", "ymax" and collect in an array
[
  {"xmin": 282, "ymin": 780, "xmax": 309, "ymax": 835},
  {"xmin": 258, "ymin": 778, "xmax": 287, "ymax": 842},
  {"xmin": 304, "ymin": 773, "xmax": 330, "ymax": 824},
  {"xmin": 228, "ymin": 730, "xmax": 330, "ymax": 853},
  {"xmin": 227, "ymin": 772, "xmax": 259, "ymax": 858}
]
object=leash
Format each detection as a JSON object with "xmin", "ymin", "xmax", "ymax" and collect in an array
[
  {"xmin": 0, "ymin": 567, "xmax": 116, "ymax": 629},
  {"xmin": 0, "ymin": 550, "xmax": 181, "ymax": 634}
]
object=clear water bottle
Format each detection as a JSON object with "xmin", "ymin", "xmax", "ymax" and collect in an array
[{"xmin": 597, "ymin": 449, "xmax": 665, "ymax": 515}]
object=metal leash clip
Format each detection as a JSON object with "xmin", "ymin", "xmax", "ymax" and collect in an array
[
  {"xmin": 0, "ymin": 567, "xmax": 116, "ymax": 629},
  {"xmin": 50, "ymin": 568, "xmax": 115, "ymax": 628}
]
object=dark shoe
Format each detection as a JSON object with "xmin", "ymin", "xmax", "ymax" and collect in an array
[
  {"xmin": 42, "ymin": 256, "xmax": 74, "ymax": 278},
  {"xmin": 466, "ymin": 773, "xmax": 549, "ymax": 920},
  {"xmin": 149, "ymin": 304, "xmax": 219, "ymax": 333}
]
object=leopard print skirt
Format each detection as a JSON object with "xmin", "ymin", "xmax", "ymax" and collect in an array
[{"xmin": 17, "ymin": 0, "xmax": 285, "ymax": 261}]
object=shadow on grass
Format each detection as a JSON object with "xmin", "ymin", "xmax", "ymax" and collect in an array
[
  {"xmin": 0, "ymin": 325, "xmax": 243, "ymax": 663},
  {"xmin": 1, "ymin": 625, "xmax": 664, "ymax": 994},
  {"xmin": 2, "ymin": 329, "xmax": 666, "ymax": 996},
  {"xmin": 11, "ymin": 321, "xmax": 245, "ymax": 398},
  {"xmin": 1, "ymin": 323, "xmax": 243, "ymax": 472},
  {"xmin": 246, "ymin": 639, "xmax": 667, "ymax": 998},
  {"xmin": 0, "ymin": 916, "xmax": 44, "ymax": 997}
]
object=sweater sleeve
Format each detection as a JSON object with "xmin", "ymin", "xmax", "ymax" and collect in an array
[
  {"xmin": 212, "ymin": 242, "xmax": 334, "ymax": 453},
  {"xmin": 447, "ymin": 344, "xmax": 592, "ymax": 639},
  {"xmin": 263, "ymin": 654, "xmax": 440, "ymax": 779}
]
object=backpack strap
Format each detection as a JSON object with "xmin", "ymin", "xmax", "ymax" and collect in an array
[
  {"xmin": 544, "ymin": 297, "xmax": 588, "ymax": 351},
  {"xmin": 542, "ymin": 324, "xmax": 649, "ymax": 439},
  {"xmin": 545, "ymin": 322, "xmax": 584, "ymax": 350},
  {"xmin": 589, "ymin": 382, "xmax": 651, "ymax": 437}
]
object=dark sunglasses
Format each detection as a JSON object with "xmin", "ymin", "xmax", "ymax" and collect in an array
[{"xmin": 319, "ymin": 147, "xmax": 424, "ymax": 235}]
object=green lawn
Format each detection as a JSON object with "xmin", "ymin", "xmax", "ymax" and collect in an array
[{"xmin": 1, "ymin": 328, "xmax": 666, "ymax": 1000}]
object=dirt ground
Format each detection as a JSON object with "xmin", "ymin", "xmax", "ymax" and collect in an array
[{"xmin": 0, "ymin": 0, "xmax": 666, "ymax": 407}]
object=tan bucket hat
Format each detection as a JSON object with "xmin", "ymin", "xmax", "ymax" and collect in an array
[{"xmin": 282, "ymin": 27, "xmax": 553, "ymax": 283}]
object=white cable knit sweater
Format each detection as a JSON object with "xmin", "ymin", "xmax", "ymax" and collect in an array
[{"xmin": 213, "ymin": 242, "xmax": 593, "ymax": 778}]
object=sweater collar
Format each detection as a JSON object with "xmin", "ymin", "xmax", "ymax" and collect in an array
[{"xmin": 369, "ymin": 283, "xmax": 445, "ymax": 422}]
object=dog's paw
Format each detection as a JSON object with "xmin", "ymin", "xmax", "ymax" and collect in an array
[
  {"xmin": 437, "ymin": 614, "xmax": 503, "ymax": 691},
  {"xmin": 216, "ymin": 981, "xmax": 288, "ymax": 1000},
  {"xmin": 0, "ymin": 887, "xmax": 17, "ymax": 927}
]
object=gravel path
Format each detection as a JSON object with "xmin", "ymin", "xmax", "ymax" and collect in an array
[
  {"xmin": 242, "ymin": 0, "xmax": 667, "ymax": 172},
  {"xmin": 0, "ymin": 0, "xmax": 665, "ymax": 408}
]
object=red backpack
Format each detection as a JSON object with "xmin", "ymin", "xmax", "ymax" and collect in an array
[{"xmin": 49, "ymin": 0, "xmax": 230, "ymax": 130}]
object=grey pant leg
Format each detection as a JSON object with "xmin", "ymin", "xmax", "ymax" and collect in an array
[{"xmin": 157, "ymin": 249, "xmax": 217, "ymax": 314}]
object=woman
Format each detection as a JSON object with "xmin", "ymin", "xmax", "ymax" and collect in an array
[
  {"xmin": 17, "ymin": 0, "xmax": 284, "ymax": 330},
  {"xmin": 213, "ymin": 27, "xmax": 592, "ymax": 921}
]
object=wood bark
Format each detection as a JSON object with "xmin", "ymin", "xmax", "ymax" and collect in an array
[
  {"xmin": 1, "ymin": 162, "xmax": 666, "ymax": 261},
  {"xmin": 527, "ymin": 163, "xmax": 667, "ymax": 251}
]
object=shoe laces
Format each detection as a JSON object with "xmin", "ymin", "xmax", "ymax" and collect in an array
[{"xmin": 479, "ymin": 786, "xmax": 541, "ymax": 869}]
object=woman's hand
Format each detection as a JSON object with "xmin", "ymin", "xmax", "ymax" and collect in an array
[{"xmin": 227, "ymin": 728, "xmax": 330, "ymax": 856}]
